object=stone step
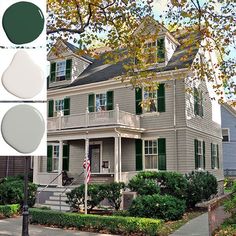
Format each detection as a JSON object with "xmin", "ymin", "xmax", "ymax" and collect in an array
[
  {"xmin": 40, "ymin": 204, "xmax": 70, "ymax": 212},
  {"xmin": 49, "ymin": 196, "xmax": 68, "ymax": 201},
  {"xmin": 53, "ymin": 191, "xmax": 70, "ymax": 196},
  {"xmin": 45, "ymin": 200, "xmax": 69, "ymax": 206}
]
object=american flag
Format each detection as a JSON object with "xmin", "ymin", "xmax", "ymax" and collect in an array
[{"xmin": 83, "ymin": 158, "xmax": 91, "ymax": 183}]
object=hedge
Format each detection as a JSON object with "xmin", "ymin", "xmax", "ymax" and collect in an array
[
  {"xmin": 29, "ymin": 208, "xmax": 163, "ymax": 235},
  {"xmin": 0, "ymin": 204, "xmax": 20, "ymax": 217}
]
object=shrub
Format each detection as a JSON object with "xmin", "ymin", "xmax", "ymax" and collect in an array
[
  {"xmin": 129, "ymin": 171, "xmax": 188, "ymax": 199},
  {"xmin": 66, "ymin": 184, "xmax": 105, "ymax": 212},
  {"xmin": 128, "ymin": 194, "xmax": 186, "ymax": 221},
  {"xmin": 103, "ymin": 182, "xmax": 125, "ymax": 210},
  {"xmin": 128, "ymin": 177, "xmax": 160, "ymax": 195},
  {"xmin": 0, "ymin": 204, "xmax": 20, "ymax": 217},
  {"xmin": 0, "ymin": 177, "xmax": 37, "ymax": 207},
  {"xmin": 224, "ymin": 181, "xmax": 236, "ymax": 214},
  {"xmin": 185, "ymin": 171, "xmax": 218, "ymax": 208},
  {"xmin": 29, "ymin": 208, "xmax": 163, "ymax": 235}
]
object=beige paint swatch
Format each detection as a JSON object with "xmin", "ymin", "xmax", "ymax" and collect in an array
[
  {"xmin": 1, "ymin": 105, "xmax": 45, "ymax": 154},
  {"xmin": 2, "ymin": 50, "xmax": 44, "ymax": 99}
]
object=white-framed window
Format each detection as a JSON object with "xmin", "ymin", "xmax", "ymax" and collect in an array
[
  {"xmin": 56, "ymin": 61, "xmax": 66, "ymax": 81},
  {"xmin": 196, "ymin": 140, "xmax": 204, "ymax": 169},
  {"xmin": 143, "ymin": 88, "xmax": 157, "ymax": 113},
  {"xmin": 144, "ymin": 140, "xmax": 158, "ymax": 169},
  {"xmin": 96, "ymin": 93, "xmax": 107, "ymax": 111},
  {"xmin": 53, "ymin": 145, "xmax": 59, "ymax": 171},
  {"xmin": 55, "ymin": 99, "xmax": 64, "ymax": 113},
  {"xmin": 222, "ymin": 128, "xmax": 230, "ymax": 142},
  {"xmin": 211, "ymin": 143, "xmax": 219, "ymax": 169}
]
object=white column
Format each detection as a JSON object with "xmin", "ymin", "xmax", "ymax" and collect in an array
[
  {"xmin": 33, "ymin": 156, "xmax": 39, "ymax": 184},
  {"xmin": 85, "ymin": 107, "xmax": 89, "ymax": 127},
  {"xmin": 118, "ymin": 136, "xmax": 122, "ymax": 182},
  {"xmin": 84, "ymin": 137, "xmax": 89, "ymax": 214},
  {"xmin": 114, "ymin": 137, "xmax": 119, "ymax": 182},
  {"xmin": 57, "ymin": 140, "xmax": 63, "ymax": 187}
]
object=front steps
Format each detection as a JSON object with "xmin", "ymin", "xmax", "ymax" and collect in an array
[{"xmin": 36, "ymin": 186, "xmax": 75, "ymax": 211}]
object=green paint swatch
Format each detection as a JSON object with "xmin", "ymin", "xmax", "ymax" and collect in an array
[{"xmin": 2, "ymin": 1, "xmax": 44, "ymax": 44}]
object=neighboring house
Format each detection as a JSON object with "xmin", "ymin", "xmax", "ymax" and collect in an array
[
  {"xmin": 33, "ymin": 17, "xmax": 224, "ymax": 191},
  {"xmin": 221, "ymin": 103, "xmax": 236, "ymax": 173},
  {"xmin": 0, "ymin": 156, "xmax": 32, "ymax": 178}
]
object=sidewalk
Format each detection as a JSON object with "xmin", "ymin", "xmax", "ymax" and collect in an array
[
  {"xmin": 0, "ymin": 217, "xmax": 113, "ymax": 236},
  {"xmin": 170, "ymin": 212, "xmax": 209, "ymax": 236}
]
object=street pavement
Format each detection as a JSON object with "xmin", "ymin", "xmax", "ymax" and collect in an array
[{"xmin": 0, "ymin": 217, "xmax": 114, "ymax": 236}]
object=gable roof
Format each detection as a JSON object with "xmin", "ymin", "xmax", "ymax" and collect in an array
[
  {"xmin": 222, "ymin": 103, "xmax": 236, "ymax": 118},
  {"xmin": 48, "ymin": 25, "xmax": 201, "ymax": 90}
]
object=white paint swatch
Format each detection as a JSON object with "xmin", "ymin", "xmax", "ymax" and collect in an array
[
  {"xmin": 1, "ymin": 104, "xmax": 45, "ymax": 154},
  {"xmin": 2, "ymin": 50, "xmax": 44, "ymax": 99}
]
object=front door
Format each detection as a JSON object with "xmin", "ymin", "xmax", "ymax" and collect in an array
[{"xmin": 89, "ymin": 145, "xmax": 101, "ymax": 173}]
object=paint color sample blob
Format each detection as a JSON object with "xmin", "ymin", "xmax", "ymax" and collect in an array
[
  {"xmin": 2, "ymin": 51, "xmax": 44, "ymax": 99},
  {"xmin": 2, "ymin": 2, "xmax": 44, "ymax": 44},
  {"xmin": 1, "ymin": 105, "xmax": 45, "ymax": 154}
]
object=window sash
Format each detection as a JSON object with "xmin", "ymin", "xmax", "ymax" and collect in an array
[
  {"xmin": 56, "ymin": 61, "xmax": 66, "ymax": 80},
  {"xmin": 55, "ymin": 100, "xmax": 64, "ymax": 112},
  {"xmin": 96, "ymin": 93, "xmax": 107, "ymax": 111},
  {"xmin": 143, "ymin": 89, "xmax": 157, "ymax": 112},
  {"xmin": 196, "ymin": 140, "xmax": 204, "ymax": 169},
  {"xmin": 222, "ymin": 129, "xmax": 229, "ymax": 142},
  {"xmin": 212, "ymin": 144, "xmax": 218, "ymax": 168},
  {"xmin": 53, "ymin": 145, "xmax": 59, "ymax": 171},
  {"xmin": 144, "ymin": 140, "xmax": 158, "ymax": 169}
]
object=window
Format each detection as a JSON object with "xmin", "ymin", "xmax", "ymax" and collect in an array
[
  {"xmin": 96, "ymin": 93, "xmax": 107, "ymax": 111},
  {"xmin": 55, "ymin": 99, "xmax": 64, "ymax": 113},
  {"xmin": 143, "ymin": 88, "xmax": 157, "ymax": 112},
  {"xmin": 194, "ymin": 139, "xmax": 205, "ymax": 169},
  {"xmin": 194, "ymin": 88, "xmax": 203, "ymax": 117},
  {"xmin": 53, "ymin": 145, "xmax": 59, "ymax": 171},
  {"xmin": 144, "ymin": 140, "xmax": 158, "ymax": 169},
  {"xmin": 222, "ymin": 129, "xmax": 230, "ymax": 142},
  {"xmin": 211, "ymin": 143, "xmax": 219, "ymax": 169},
  {"xmin": 56, "ymin": 61, "xmax": 66, "ymax": 81}
]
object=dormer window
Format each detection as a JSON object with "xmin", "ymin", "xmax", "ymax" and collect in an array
[
  {"xmin": 135, "ymin": 38, "xmax": 165, "ymax": 65},
  {"xmin": 56, "ymin": 61, "xmax": 66, "ymax": 81},
  {"xmin": 50, "ymin": 59, "xmax": 72, "ymax": 83}
]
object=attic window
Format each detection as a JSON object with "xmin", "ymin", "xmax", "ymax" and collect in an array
[{"xmin": 56, "ymin": 61, "xmax": 66, "ymax": 81}]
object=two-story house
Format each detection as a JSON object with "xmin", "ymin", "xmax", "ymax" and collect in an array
[
  {"xmin": 33, "ymin": 18, "xmax": 224, "ymax": 194},
  {"xmin": 221, "ymin": 103, "xmax": 236, "ymax": 175}
]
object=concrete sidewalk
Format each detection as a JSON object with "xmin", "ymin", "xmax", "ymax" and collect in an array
[
  {"xmin": 0, "ymin": 217, "xmax": 113, "ymax": 236},
  {"xmin": 170, "ymin": 212, "xmax": 209, "ymax": 236}
]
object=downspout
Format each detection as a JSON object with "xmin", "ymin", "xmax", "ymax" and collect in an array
[
  {"xmin": 115, "ymin": 128, "xmax": 122, "ymax": 182},
  {"xmin": 172, "ymin": 73, "xmax": 178, "ymax": 171}
]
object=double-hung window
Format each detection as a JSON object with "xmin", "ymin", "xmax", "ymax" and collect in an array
[
  {"xmin": 56, "ymin": 61, "xmax": 66, "ymax": 81},
  {"xmin": 222, "ymin": 129, "xmax": 230, "ymax": 142},
  {"xmin": 194, "ymin": 139, "xmax": 205, "ymax": 169},
  {"xmin": 211, "ymin": 143, "xmax": 219, "ymax": 169},
  {"xmin": 96, "ymin": 93, "xmax": 107, "ymax": 111},
  {"xmin": 144, "ymin": 140, "xmax": 158, "ymax": 169},
  {"xmin": 55, "ymin": 99, "xmax": 64, "ymax": 114},
  {"xmin": 53, "ymin": 145, "xmax": 59, "ymax": 171},
  {"xmin": 143, "ymin": 88, "xmax": 157, "ymax": 112}
]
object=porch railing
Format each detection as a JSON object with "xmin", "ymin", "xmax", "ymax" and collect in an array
[{"xmin": 48, "ymin": 105, "xmax": 140, "ymax": 131}]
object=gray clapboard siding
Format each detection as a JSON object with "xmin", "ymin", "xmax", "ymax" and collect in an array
[
  {"xmin": 70, "ymin": 94, "xmax": 87, "ymax": 115},
  {"xmin": 121, "ymin": 138, "xmax": 136, "ymax": 172},
  {"xmin": 71, "ymin": 56, "xmax": 90, "ymax": 82}
]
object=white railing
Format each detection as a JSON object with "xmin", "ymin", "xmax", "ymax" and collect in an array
[{"xmin": 48, "ymin": 105, "xmax": 140, "ymax": 131}]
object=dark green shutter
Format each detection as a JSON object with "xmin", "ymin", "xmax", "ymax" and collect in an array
[
  {"xmin": 194, "ymin": 139, "xmax": 198, "ymax": 169},
  {"xmin": 106, "ymin": 91, "xmax": 114, "ymax": 110},
  {"xmin": 135, "ymin": 139, "xmax": 143, "ymax": 171},
  {"xmin": 64, "ymin": 98, "xmax": 70, "ymax": 115},
  {"xmin": 157, "ymin": 38, "xmax": 165, "ymax": 62},
  {"xmin": 135, "ymin": 88, "xmax": 142, "ymax": 115},
  {"xmin": 217, "ymin": 144, "xmax": 219, "ymax": 168},
  {"xmin": 63, "ymin": 144, "xmax": 70, "ymax": 171},
  {"xmin": 157, "ymin": 84, "xmax": 165, "ymax": 112},
  {"xmin": 48, "ymin": 100, "xmax": 54, "ymax": 117},
  {"xmin": 158, "ymin": 138, "xmax": 166, "ymax": 170},
  {"xmin": 65, "ymin": 59, "xmax": 72, "ymax": 80},
  {"xmin": 50, "ymin": 63, "xmax": 56, "ymax": 82},
  {"xmin": 88, "ymin": 94, "xmax": 95, "ymax": 112},
  {"xmin": 47, "ymin": 145, "xmax": 53, "ymax": 172},
  {"xmin": 203, "ymin": 141, "xmax": 206, "ymax": 169},
  {"xmin": 211, "ymin": 143, "xmax": 214, "ymax": 169}
]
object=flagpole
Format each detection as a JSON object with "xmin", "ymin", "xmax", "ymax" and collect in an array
[{"xmin": 84, "ymin": 136, "xmax": 89, "ymax": 215}]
